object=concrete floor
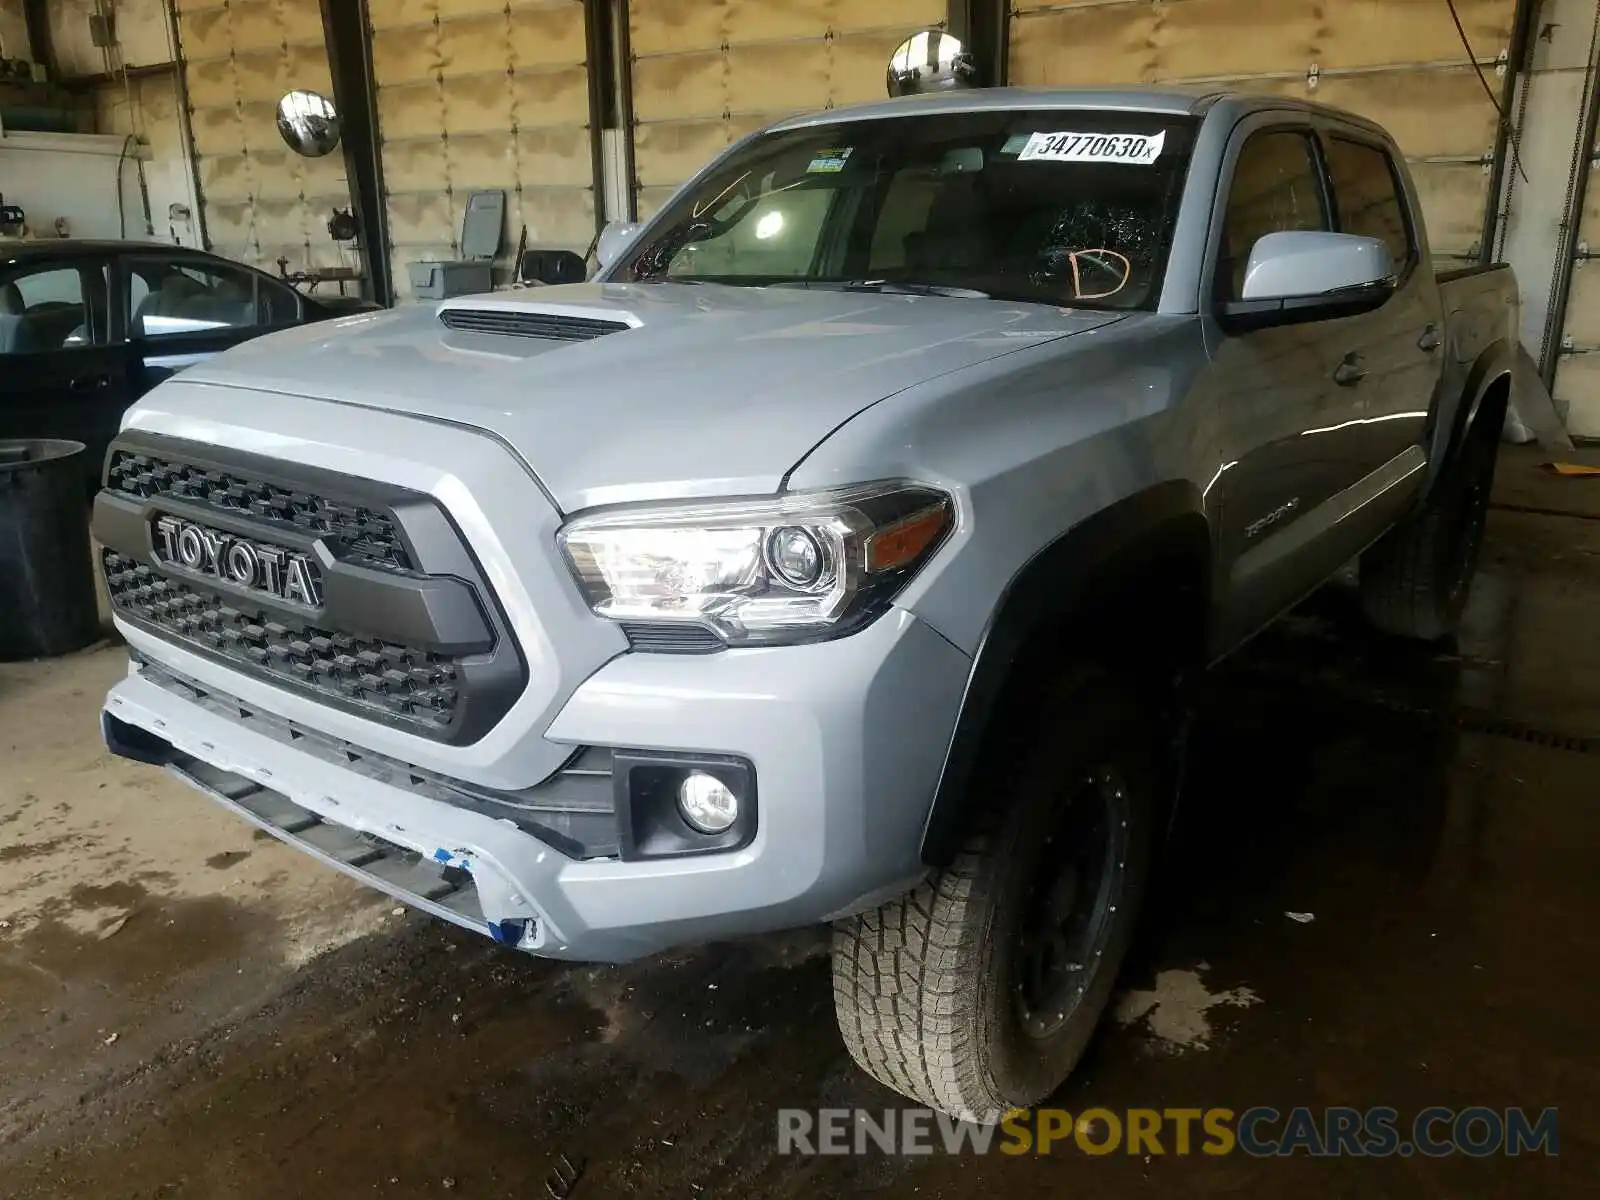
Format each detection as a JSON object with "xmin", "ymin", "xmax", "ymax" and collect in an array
[{"xmin": 1, "ymin": 444, "xmax": 1596, "ymax": 1198}]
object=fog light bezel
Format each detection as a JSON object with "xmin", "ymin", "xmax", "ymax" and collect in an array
[{"xmin": 613, "ymin": 750, "xmax": 757, "ymax": 861}]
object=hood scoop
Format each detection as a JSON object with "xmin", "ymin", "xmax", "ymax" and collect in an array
[
  {"xmin": 438, "ymin": 308, "xmax": 630, "ymax": 341},
  {"xmin": 436, "ymin": 296, "xmax": 642, "ymax": 342}
]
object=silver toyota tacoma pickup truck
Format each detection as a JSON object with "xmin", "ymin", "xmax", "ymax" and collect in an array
[{"xmin": 97, "ymin": 88, "xmax": 1520, "ymax": 1117}]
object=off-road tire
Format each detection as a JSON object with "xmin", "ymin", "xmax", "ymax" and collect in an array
[
  {"xmin": 1360, "ymin": 417, "xmax": 1500, "ymax": 641},
  {"xmin": 831, "ymin": 666, "xmax": 1156, "ymax": 1118}
]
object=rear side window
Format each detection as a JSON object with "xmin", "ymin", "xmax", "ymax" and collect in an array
[
  {"xmin": 1218, "ymin": 130, "xmax": 1329, "ymax": 301},
  {"xmin": 1325, "ymin": 137, "xmax": 1411, "ymax": 272}
]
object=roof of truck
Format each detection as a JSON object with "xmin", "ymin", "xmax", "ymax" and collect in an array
[{"xmin": 768, "ymin": 86, "xmax": 1384, "ymax": 135}]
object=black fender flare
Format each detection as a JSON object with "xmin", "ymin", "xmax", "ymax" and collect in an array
[
  {"xmin": 919, "ymin": 481, "xmax": 1211, "ymax": 865},
  {"xmin": 1425, "ymin": 338, "xmax": 1518, "ymax": 497}
]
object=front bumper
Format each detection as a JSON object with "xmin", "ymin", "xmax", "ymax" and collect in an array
[{"xmin": 103, "ymin": 607, "xmax": 971, "ymax": 962}]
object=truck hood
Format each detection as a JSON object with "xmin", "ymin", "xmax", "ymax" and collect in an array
[{"xmin": 178, "ymin": 282, "xmax": 1124, "ymax": 511}]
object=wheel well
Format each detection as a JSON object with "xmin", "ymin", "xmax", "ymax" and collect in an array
[
  {"xmin": 920, "ymin": 510, "xmax": 1210, "ymax": 865},
  {"xmin": 1471, "ymin": 374, "xmax": 1512, "ymax": 445}
]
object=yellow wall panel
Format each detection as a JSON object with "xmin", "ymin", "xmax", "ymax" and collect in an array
[
  {"xmin": 188, "ymin": 106, "xmax": 243, "ymax": 156},
  {"xmin": 279, "ymin": 0, "xmax": 327, "ymax": 42},
  {"xmin": 179, "ymin": 7, "xmax": 234, "ymax": 61},
  {"xmin": 830, "ymin": 31, "xmax": 919, "ymax": 105},
  {"xmin": 197, "ymin": 153, "xmax": 253, "ymax": 204},
  {"xmin": 446, "ymin": 133, "xmax": 522, "ymax": 190},
  {"xmin": 724, "ymin": 42, "xmax": 830, "ymax": 115},
  {"xmin": 1010, "ymin": 6, "xmax": 1162, "ymax": 87},
  {"xmin": 1410, "ymin": 162, "xmax": 1488, "ymax": 256},
  {"xmin": 375, "ymin": 0, "xmax": 442, "ymax": 28},
  {"xmin": 441, "ymin": 73, "xmax": 515, "ymax": 134},
  {"xmin": 508, "ymin": 4, "xmax": 589, "ymax": 67},
  {"xmin": 723, "ymin": 0, "xmax": 833, "ymax": 44},
  {"xmin": 438, "ymin": 12, "xmax": 514, "ymax": 76},
  {"xmin": 372, "ymin": 25, "xmax": 439, "ymax": 85},
  {"xmin": 630, "ymin": 0, "xmax": 726, "ymax": 58},
  {"xmin": 186, "ymin": 58, "xmax": 238, "ymax": 110},
  {"xmin": 632, "ymin": 52, "xmax": 725, "ymax": 123},
  {"xmin": 512, "ymin": 126, "xmax": 596, "ymax": 187},
  {"xmin": 227, "ymin": 0, "xmax": 282, "ymax": 52},
  {"xmin": 509, "ymin": 66, "xmax": 592, "ymax": 126}
]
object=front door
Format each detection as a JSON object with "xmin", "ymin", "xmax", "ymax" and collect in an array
[
  {"xmin": 0, "ymin": 257, "xmax": 131, "ymax": 484},
  {"xmin": 122, "ymin": 254, "xmax": 305, "ymax": 392},
  {"xmin": 1200, "ymin": 123, "xmax": 1373, "ymax": 649}
]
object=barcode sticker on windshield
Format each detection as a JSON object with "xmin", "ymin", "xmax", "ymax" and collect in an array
[{"xmin": 1017, "ymin": 130, "xmax": 1166, "ymax": 165}]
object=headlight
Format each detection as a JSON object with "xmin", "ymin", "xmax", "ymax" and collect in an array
[{"xmin": 558, "ymin": 482, "xmax": 953, "ymax": 647}]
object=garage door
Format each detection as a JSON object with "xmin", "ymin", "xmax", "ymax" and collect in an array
[
  {"xmin": 175, "ymin": 0, "xmax": 354, "ymax": 272},
  {"xmin": 1009, "ymin": 0, "xmax": 1518, "ymax": 264},
  {"xmin": 370, "ymin": 0, "xmax": 595, "ymax": 301},
  {"xmin": 629, "ymin": 0, "xmax": 947, "ymax": 219}
]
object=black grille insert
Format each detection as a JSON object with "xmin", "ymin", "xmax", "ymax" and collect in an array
[
  {"xmin": 104, "ymin": 551, "xmax": 460, "ymax": 732},
  {"xmin": 438, "ymin": 308, "xmax": 629, "ymax": 341},
  {"xmin": 106, "ymin": 450, "xmax": 411, "ymax": 570}
]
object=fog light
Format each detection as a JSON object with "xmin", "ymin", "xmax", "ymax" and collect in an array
[{"xmin": 678, "ymin": 771, "xmax": 738, "ymax": 834}]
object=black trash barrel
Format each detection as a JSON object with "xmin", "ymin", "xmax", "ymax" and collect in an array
[{"xmin": 0, "ymin": 439, "xmax": 101, "ymax": 660}]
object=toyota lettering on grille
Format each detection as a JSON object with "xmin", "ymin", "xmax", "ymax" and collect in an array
[{"xmin": 153, "ymin": 516, "xmax": 323, "ymax": 607}]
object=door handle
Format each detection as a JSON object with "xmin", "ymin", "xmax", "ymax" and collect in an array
[
  {"xmin": 1418, "ymin": 324, "xmax": 1442, "ymax": 353},
  {"xmin": 1333, "ymin": 352, "xmax": 1367, "ymax": 387},
  {"xmin": 68, "ymin": 373, "xmax": 110, "ymax": 392}
]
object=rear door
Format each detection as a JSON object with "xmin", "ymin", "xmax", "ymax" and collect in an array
[
  {"xmin": 0, "ymin": 255, "xmax": 130, "ymax": 481},
  {"xmin": 1318, "ymin": 127, "xmax": 1441, "ymax": 476},
  {"xmin": 122, "ymin": 254, "xmax": 305, "ymax": 392}
]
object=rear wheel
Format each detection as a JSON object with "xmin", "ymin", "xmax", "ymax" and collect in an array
[
  {"xmin": 1360, "ymin": 418, "xmax": 1499, "ymax": 641},
  {"xmin": 831, "ymin": 666, "xmax": 1155, "ymax": 1117}
]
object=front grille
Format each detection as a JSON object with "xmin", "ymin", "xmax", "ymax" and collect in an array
[
  {"xmin": 106, "ymin": 450, "xmax": 411, "ymax": 570},
  {"xmin": 438, "ymin": 309, "xmax": 629, "ymax": 341},
  {"xmin": 104, "ymin": 551, "xmax": 460, "ymax": 732}
]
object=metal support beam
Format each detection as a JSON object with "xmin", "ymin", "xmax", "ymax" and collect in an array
[{"xmin": 320, "ymin": 0, "xmax": 392, "ymax": 306}]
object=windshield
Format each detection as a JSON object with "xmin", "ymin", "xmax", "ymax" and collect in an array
[{"xmin": 614, "ymin": 109, "xmax": 1198, "ymax": 310}]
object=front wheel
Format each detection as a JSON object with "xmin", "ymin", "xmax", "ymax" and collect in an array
[{"xmin": 831, "ymin": 667, "xmax": 1155, "ymax": 1117}]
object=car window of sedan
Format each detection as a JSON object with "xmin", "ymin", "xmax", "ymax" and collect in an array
[
  {"xmin": 128, "ymin": 258, "xmax": 300, "ymax": 339},
  {"xmin": 0, "ymin": 263, "xmax": 109, "ymax": 356}
]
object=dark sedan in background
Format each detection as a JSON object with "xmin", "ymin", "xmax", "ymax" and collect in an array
[{"xmin": 1, "ymin": 240, "xmax": 372, "ymax": 484}]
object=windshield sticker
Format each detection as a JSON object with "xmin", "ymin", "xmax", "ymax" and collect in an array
[
  {"xmin": 807, "ymin": 147, "xmax": 853, "ymax": 173},
  {"xmin": 1017, "ymin": 130, "xmax": 1166, "ymax": 166},
  {"xmin": 1000, "ymin": 133, "xmax": 1033, "ymax": 155}
]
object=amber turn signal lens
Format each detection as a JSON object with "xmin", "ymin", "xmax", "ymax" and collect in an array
[{"xmin": 864, "ymin": 502, "xmax": 951, "ymax": 574}]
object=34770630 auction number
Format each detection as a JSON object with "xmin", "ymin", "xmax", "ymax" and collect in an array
[{"xmin": 1020, "ymin": 131, "xmax": 1166, "ymax": 164}]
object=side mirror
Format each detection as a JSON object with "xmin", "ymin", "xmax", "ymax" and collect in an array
[
  {"xmin": 595, "ymin": 221, "xmax": 641, "ymax": 272},
  {"xmin": 1241, "ymin": 231, "xmax": 1395, "ymax": 301},
  {"xmin": 517, "ymin": 248, "xmax": 587, "ymax": 286}
]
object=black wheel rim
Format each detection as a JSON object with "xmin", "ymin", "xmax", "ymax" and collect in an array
[{"xmin": 1012, "ymin": 767, "xmax": 1131, "ymax": 1040}]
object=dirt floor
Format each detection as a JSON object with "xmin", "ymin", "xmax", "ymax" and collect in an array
[{"xmin": 2, "ymin": 445, "xmax": 1597, "ymax": 1198}]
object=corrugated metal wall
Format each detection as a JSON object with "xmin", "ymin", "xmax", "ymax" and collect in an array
[
  {"xmin": 370, "ymin": 0, "xmax": 594, "ymax": 301},
  {"xmin": 1008, "ymin": 0, "xmax": 1518, "ymax": 264},
  {"xmin": 175, "ymin": 0, "xmax": 354, "ymax": 272},
  {"xmin": 628, "ymin": 0, "xmax": 947, "ymax": 218}
]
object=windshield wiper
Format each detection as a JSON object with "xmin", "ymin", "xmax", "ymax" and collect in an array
[{"xmin": 772, "ymin": 279, "xmax": 992, "ymax": 300}]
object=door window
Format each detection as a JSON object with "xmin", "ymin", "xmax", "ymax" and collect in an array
[
  {"xmin": 1325, "ymin": 136, "xmax": 1411, "ymax": 273},
  {"xmin": 0, "ymin": 264, "xmax": 108, "ymax": 356},
  {"xmin": 128, "ymin": 258, "xmax": 300, "ymax": 339},
  {"xmin": 664, "ymin": 182, "xmax": 837, "ymax": 279},
  {"xmin": 1217, "ymin": 131, "xmax": 1330, "ymax": 302}
]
